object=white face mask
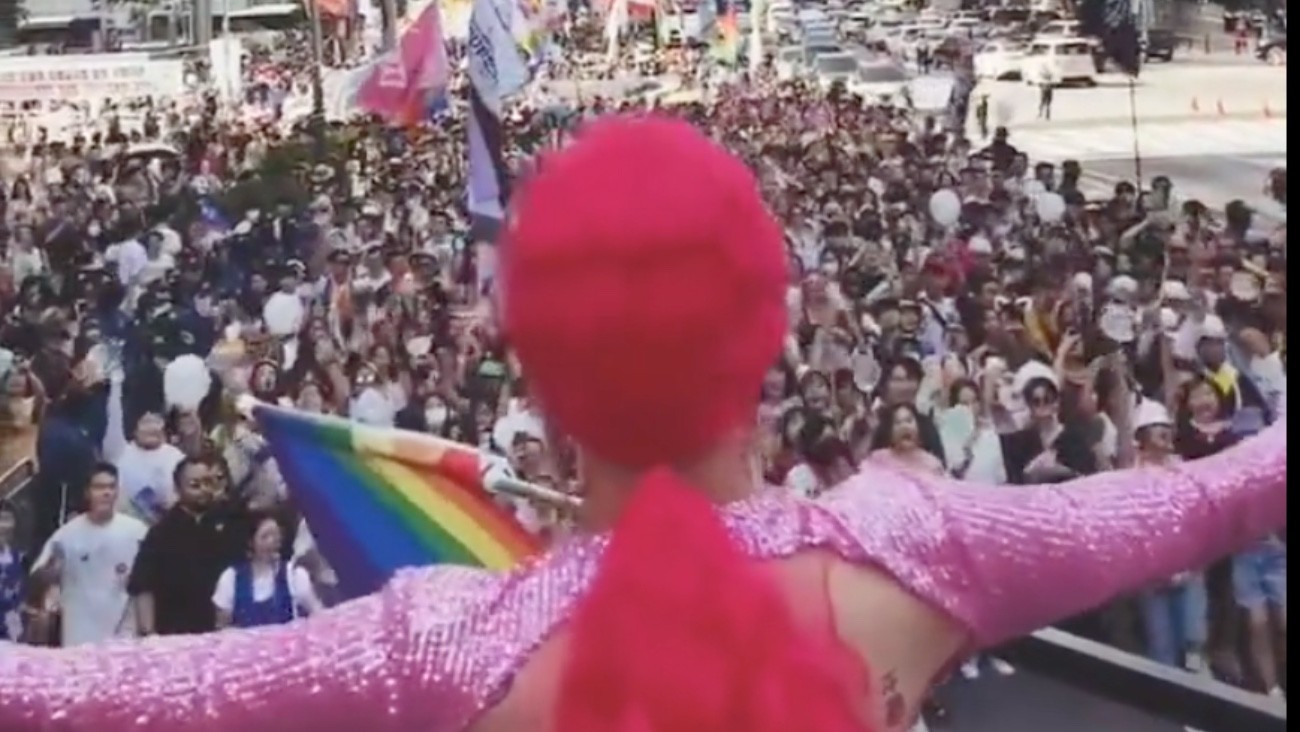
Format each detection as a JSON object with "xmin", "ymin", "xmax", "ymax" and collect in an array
[{"xmin": 425, "ymin": 406, "xmax": 449, "ymax": 429}]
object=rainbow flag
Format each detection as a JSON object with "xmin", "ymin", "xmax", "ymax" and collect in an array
[
  {"xmin": 357, "ymin": 0, "xmax": 450, "ymax": 127},
  {"xmin": 254, "ymin": 404, "xmax": 541, "ymax": 600},
  {"xmin": 713, "ymin": 5, "xmax": 741, "ymax": 66}
]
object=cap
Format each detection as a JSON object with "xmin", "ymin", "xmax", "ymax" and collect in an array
[
  {"xmin": 1107, "ymin": 275, "xmax": 1138, "ymax": 298},
  {"xmin": 967, "ymin": 235, "xmax": 993, "ymax": 255},
  {"xmin": 1161, "ymin": 280, "xmax": 1191, "ymax": 302},
  {"xmin": 1199, "ymin": 314, "xmax": 1228, "ymax": 340},
  {"xmin": 1134, "ymin": 399, "xmax": 1173, "ymax": 431}
]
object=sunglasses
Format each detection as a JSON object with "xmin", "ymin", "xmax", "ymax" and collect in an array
[{"xmin": 1029, "ymin": 393, "xmax": 1058, "ymax": 407}]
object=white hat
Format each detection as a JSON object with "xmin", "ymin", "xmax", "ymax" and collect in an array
[
  {"xmin": 968, "ymin": 235, "xmax": 993, "ymax": 255},
  {"xmin": 1199, "ymin": 314, "xmax": 1228, "ymax": 340},
  {"xmin": 1161, "ymin": 280, "xmax": 1191, "ymax": 301},
  {"xmin": 1107, "ymin": 275, "xmax": 1138, "ymax": 299},
  {"xmin": 1134, "ymin": 399, "xmax": 1173, "ymax": 431}
]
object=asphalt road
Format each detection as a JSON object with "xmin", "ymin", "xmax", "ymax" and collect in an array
[
  {"xmin": 1077, "ymin": 154, "xmax": 1285, "ymax": 219},
  {"xmin": 937, "ymin": 668, "xmax": 1187, "ymax": 732}
]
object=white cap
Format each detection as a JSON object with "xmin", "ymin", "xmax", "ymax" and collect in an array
[
  {"xmin": 968, "ymin": 235, "xmax": 993, "ymax": 255},
  {"xmin": 1161, "ymin": 280, "xmax": 1191, "ymax": 301},
  {"xmin": 1134, "ymin": 399, "xmax": 1173, "ymax": 431},
  {"xmin": 1071, "ymin": 271, "xmax": 1093, "ymax": 291},
  {"xmin": 1107, "ymin": 275, "xmax": 1138, "ymax": 299},
  {"xmin": 1199, "ymin": 314, "xmax": 1228, "ymax": 340}
]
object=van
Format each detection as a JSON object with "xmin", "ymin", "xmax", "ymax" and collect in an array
[{"xmin": 1023, "ymin": 38, "xmax": 1096, "ymax": 85}]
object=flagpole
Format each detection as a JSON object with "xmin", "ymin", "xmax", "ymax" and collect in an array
[
  {"xmin": 1128, "ymin": 74, "xmax": 1142, "ymax": 188},
  {"xmin": 749, "ymin": 0, "xmax": 764, "ymax": 74},
  {"xmin": 308, "ymin": 0, "xmax": 328, "ymax": 160},
  {"xmin": 381, "ymin": 0, "xmax": 398, "ymax": 50}
]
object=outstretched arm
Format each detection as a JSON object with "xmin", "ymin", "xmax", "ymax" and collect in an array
[
  {"xmin": 820, "ymin": 418, "xmax": 1286, "ymax": 649},
  {"xmin": 0, "ymin": 590, "xmax": 402, "ymax": 732}
]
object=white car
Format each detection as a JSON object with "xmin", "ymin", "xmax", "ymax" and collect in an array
[
  {"xmin": 973, "ymin": 40, "xmax": 1027, "ymax": 80},
  {"xmin": 1021, "ymin": 37, "xmax": 1097, "ymax": 85},
  {"xmin": 946, "ymin": 17, "xmax": 982, "ymax": 38},
  {"xmin": 847, "ymin": 61, "xmax": 911, "ymax": 102},
  {"xmin": 814, "ymin": 52, "xmax": 861, "ymax": 91},
  {"xmin": 804, "ymin": 40, "xmax": 846, "ymax": 64},
  {"xmin": 774, "ymin": 46, "xmax": 805, "ymax": 80},
  {"xmin": 1036, "ymin": 19, "xmax": 1082, "ymax": 38}
]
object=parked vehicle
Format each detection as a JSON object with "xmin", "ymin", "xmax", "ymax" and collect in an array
[
  {"xmin": 803, "ymin": 41, "xmax": 846, "ymax": 64},
  {"xmin": 1143, "ymin": 28, "xmax": 1179, "ymax": 62},
  {"xmin": 775, "ymin": 45, "xmax": 805, "ymax": 80},
  {"xmin": 973, "ymin": 40, "xmax": 1027, "ymax": 79},
  {"xmin": 1022, "ymin": 37, "xmax": 1097, "ymax": 85},
  {"xmin": 1257, "ymin": 32, "xmax": 1287, "ymax": 66},
  {"xmin": 848, "ymin": 61, "xmax": 911, "ymax": 102},
  {"xmin": 1035, "ymin": 18, "xmax": 1080, "ymax": 38},
  {"xmin": 814, "ymin": 52, "xmax": 861, "ymax": 91}
]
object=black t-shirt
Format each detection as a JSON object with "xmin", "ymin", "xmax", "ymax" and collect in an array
[
  {"xmin": 1175, "ymin": 422, "xmax": 1239, "ymax": 461},
  {"xmin": 1001, "ymin": 422, "xmax": 1098, "ymax": 485},
  {"xmin": 128, "ymin": 504, "xmax": 246, "ymax": 636}
]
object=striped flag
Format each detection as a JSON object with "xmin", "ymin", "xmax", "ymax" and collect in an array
[
  {"xmin": 356, "ymin": 1, "xmax": 451, "ymax": 126},
  {"xmin": 466, "ymin": 0, "xmax": 531, "ymax": 223},
  {"xmin": 713, "ymin": 2, "xmax": 741, "ymax": 66},
  {"xmin": 253, "ymin": 402, "xmax": 541, "ymax": 600}
]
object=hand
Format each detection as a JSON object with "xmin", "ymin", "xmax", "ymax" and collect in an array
[{"xmin": 1025, "ymin": 450, "xmax": 1061, "ymax": 477}]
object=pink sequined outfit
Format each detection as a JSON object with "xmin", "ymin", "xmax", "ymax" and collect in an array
[{"xmin": 0, "ymin": 420, "xmax": 1286, "ymax": 732}]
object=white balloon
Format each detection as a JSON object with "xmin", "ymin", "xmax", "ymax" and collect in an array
[
  {"xmin": 1022, "ymin": 178, "xmax": 1047, "ymax": 200},
  {"xmin": 928, "ymin": 189, "xmax": 962, "ymax": 226},
  {"xmin": 263, "ymin": 292, "xmax": 304, "ymax": 337},
  {"xmin": 1036, "ymin": 191, "xmax": 1067, "ymax": 223},
  {"xmin": 163, "ymin": 355, "xmax": 212, "ymax": 411}
]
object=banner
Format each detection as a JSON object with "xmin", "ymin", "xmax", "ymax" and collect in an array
[
  {"xmin": 0, "ymin": 54, "xmax": 185, "ymax": 104},
  {"xmin": 466, "ymin": 0, "xmax": 531, "ymax": 222}
]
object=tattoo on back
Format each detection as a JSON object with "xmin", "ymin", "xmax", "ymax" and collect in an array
[{"xmin": 881, "ymin": 670, "xmax": 906, "ymax": 727}]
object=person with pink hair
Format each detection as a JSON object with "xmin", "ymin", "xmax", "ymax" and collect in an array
[{"xmin": 0, "ymin": 117, "xmax": 1287, "ymax": 732}]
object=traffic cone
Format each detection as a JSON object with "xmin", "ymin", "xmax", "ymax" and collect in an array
[
  {"xmin": 1191, "ymin": 97, "xmax": 1200, "ymax": 113},
  {"xmin": 1216, "ymin": 99, "xmax": 1226, "ymax": 116}
]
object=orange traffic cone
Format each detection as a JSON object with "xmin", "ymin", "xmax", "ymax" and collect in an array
[
  {"xmin": 1191, "ymin": 97, "xmax": 1200, "ymax": 113},
  {"xmin": 1216, "ymin": 99, "xmax": 1226, "ymax": 116}
]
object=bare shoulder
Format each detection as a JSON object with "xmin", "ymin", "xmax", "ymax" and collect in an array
[{"xmin": 824, "ymin": 557, "xmax": 967, "ymax": 732}]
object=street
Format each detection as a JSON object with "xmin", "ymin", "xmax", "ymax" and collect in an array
[
  {"xmin": 940, "ymin": 668, "xmax": 1186, "ymax": 732},
  {"xmin": 968, "ymin": 52, "xmax": 1286, "ymax": 210}
]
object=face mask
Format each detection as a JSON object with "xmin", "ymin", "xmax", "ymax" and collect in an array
[{"xmin": 425, "ymin": 406, "xmax": 449, "ymax": 429}]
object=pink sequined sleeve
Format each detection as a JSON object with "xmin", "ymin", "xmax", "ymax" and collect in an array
[
  {"xmin": 0, "ymin": 572, "xmax": 443, "ymax": 732},
  {"xmin": 820, "ymin": 419, "xmax": 1286, "ymax": 648}
]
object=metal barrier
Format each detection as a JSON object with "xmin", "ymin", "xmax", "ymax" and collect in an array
[{"xmin": 1002, "ymin": 628, "xmax": 1287, "ymax": 732}]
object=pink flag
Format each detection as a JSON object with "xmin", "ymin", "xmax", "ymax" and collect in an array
[{"xmin": 356, "ymin": 2, "xmax": 449, "ymax": 126}]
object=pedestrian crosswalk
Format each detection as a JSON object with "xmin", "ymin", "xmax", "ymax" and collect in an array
[{"xmin": 993, "ymin": 119, "xmax": 1288, "ymax": 163}]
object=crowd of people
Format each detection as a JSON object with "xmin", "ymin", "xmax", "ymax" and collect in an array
[{"xmin": 0, "ymin": 8, "xmax": 1287, "ymax": 725}]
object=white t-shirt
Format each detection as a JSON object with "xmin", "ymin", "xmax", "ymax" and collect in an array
[
  {"xmin": 115, "ymin": 442, "xmax": 185, "ymax": 523},
  {"xmin": 111, "ymin": 238, "xmax": 149, "ymax": 286},
  {"xmin": 211, "ymin": 563, "xmax": 318, "ymax": 617},
  {"xmin": 784, "ymin": 463, "xmax": 822, "ymax": 498},
  {"xmin": 32, "ymin": 513, "xmax": 148, "ymax": 646}
]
